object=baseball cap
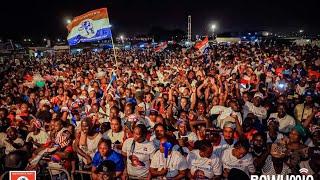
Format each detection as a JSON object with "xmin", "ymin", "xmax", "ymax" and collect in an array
[
  {"xmin": 223, "ymin": 121, "xmax": 236, "ymax": 130},
  {"xmin": 254, "ymin": 92, "xmax": 264, "ymax": 99},
  {"xmin": 304, "ymin": 89, "xmax": 315, "ymax": 97},
  {"xmin": 149, "ymin": 109, "xmax": 159, "ymax": 115}
]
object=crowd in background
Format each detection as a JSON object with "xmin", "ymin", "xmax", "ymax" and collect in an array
[{"xmin": 0, "ymin": 42, "xmax": 320, "ymax": 180}]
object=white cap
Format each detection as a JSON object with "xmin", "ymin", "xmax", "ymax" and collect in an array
[{"xmin": 254, "ymin": 92, "xmax": 264, "ymax": 99}]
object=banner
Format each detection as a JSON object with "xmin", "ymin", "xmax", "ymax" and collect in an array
[
  {"xmin": 154, "ymin": 42, "xmax": 168, "ymax": 52},
  {"xmin": 67, "ymin": 8, "xmax": 112, "ymax": 46},
  {"xmin": 194, "ymin": 37, "xmax": 209, "ymax": 53}
]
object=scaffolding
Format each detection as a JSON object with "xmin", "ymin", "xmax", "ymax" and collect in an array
[{"xmin": 188, "ymin": 15, "xmax": 192, "ymax": 42}]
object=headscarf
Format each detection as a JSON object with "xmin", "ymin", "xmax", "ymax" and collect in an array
[
  {"xmin": 30, "ymin": 119, "xmax": 42, "ymax": 129},
  {"xmin": 271, "ymin": 142, "xmax": 287, "ymax": 158},
  {"xmin": 55, "ymin": 130, "xmax": 71, "ymax": 149},
  {"xmin": 293, "ymin": 123, "xmax": 307, "ymax": 138}
]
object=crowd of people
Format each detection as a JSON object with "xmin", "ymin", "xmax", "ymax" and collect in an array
[{"xmin": 0, "ymin": 41, "xmax": 319, "ymax": 180}]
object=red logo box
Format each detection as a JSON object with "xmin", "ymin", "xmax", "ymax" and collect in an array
[{"xmin": 9, "ymin": 171, "xmax": 36, "ymax": 180}]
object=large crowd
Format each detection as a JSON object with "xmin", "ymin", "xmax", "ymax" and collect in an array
[{"xmin": 0, "ymin": 41, "xmax": 319, "ymax": 180}]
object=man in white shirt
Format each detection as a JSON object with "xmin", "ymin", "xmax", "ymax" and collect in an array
[
  {"xmin": 213, "ymin": 122, "xmax": 237, "ymax": 157},
  {"xmin": 187, "ymin": 140, "xmax": 222, "ymax": 179},
  {"xmin": 269, "ymin": 104, "xmax": 296, "ymax": 134},
  {"xmin": 0, "ymin": 127, "xmax": 24, "ymax": 155},
  {"xmin": 210, "ymin": 100, "xmax": 243, "ymax": 129},
  {"xmin": 221, "ymin": 139, "xmax": 255, "ymax": 178},
  {"xmin": 242, "ymin": 92, "xmax": 267, "ymax": 122},
  {"xmin": 150, "ymin": 136, "xmax": 187, "ymax": 179},
  {"xmin": 122, "ymin": 124, "xmax": 156, "ymax": 179}
]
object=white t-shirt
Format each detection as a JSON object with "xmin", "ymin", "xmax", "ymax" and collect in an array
[
  {"xmin": 26, "ymin": 130, "xmax": 49, "ymax": 148},
  {"xmin": 122, "ymin": 138, "xmax": 156, "ymax": 178},
  {"xmin": 150, "ymin": 150, "xmax": 188, "ymax": 178},
  {"xmin": 243, "ymin": 101, "xmax": 267, "ymax": 121},
  {"xmin": 78, "ymin": 133, "xmax": 102, "ymax": 164},
  {"xmin": 213, "ymin": 135, "xmax": 236, "ymax": 157},
  {"xmin": 103, "ymin": 130, "xmax": 124, "ymax": 144},
  {"xmin": 221, "ymin": 147, "xmax": 255, "ymax": 175},
  {"xmin": 269, "ymin": 113, "xmax": 296, "ymax": 134},
  {"xmin": 187, "ymin": 149, "xmax": 222, "ymax": 179}
]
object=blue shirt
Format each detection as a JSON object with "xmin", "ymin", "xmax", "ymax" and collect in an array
[{"xmin": 92, "ymin": 150, "xmax": 125, "ymax": 172}]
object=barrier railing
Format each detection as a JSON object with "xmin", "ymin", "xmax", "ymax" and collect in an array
[
  {"xmin": 71, "ymin": 170, "xmax": 92, "ymax": 180},
  {"xmin": 47, "ymin": 167, "xmax": 71, "ymax": 180}
]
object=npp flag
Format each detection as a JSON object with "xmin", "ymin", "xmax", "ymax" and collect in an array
[
  {"xmin": 67, "ymin": 8, "xmax": 112, "ymax": 46},
  {"xmin": 154, "ymin": 42, "xmax": 168, "ymax": 52},
  {"xmin": 194, "ymin": 37, "xmax": 209, "ymax": 53}
]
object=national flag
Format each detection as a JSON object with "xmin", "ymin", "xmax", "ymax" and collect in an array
[
  {"xmin": 67, "ymin": 8, "xmax": 112, "ymax": 46},
  {"xmin": 154, "ymin": 42, "xmax": 168, "ymax": 52},
  {"xmin": 240, "ymin": 75, "xmax": 251, "ymax": 89},
  {"xmin": 194, "ymin": 37, "xmax": 209, "ymax": 53},
  {"xmin": 107, "ymin": 71, "xmax": 117, "ymax": 90}
]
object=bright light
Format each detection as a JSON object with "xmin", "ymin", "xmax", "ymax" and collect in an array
[
  {"xmin": 57, "ymin": 38, "xmax": 61, "ymax": 42},
  {"xmin": 24, "ymin": 39, "xmax": 27, "ymax": 42},
  {"xmin": 120, "ymin": 35, "xmax": 124, "ymax": 40},
  {"xmin": 211, "ymin": 24, "xmax": 217, "ymax": 31},
  {"xmin": 43, "ymin": 38, "xmax": 47, "ymax": 41},
  {"xmin": 66, "ymin": 19, "xmax": 71, "ymax": 24},
  {"xmin": 299, "ymin": 29, "xmax": 304, "ymax": 33},
  {"xmin": 28, "ymin": 39, "xmax": 31, "ymax": 42},
  {"xmin": 248, "ymin": 33, "xmax": 251, "ymax": 35}
]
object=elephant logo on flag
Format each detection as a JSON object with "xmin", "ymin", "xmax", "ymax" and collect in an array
[{"xmin": 78, "ymin": 19, "xmax": 96, "ymax": 38}]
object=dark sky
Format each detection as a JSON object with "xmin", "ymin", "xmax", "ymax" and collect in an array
[{"xmin": 1, "ymin": 0, "xmax": 319, "ymax": 39}]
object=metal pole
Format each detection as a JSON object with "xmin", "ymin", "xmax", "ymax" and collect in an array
[{"xmin": 110, "ymin": 35, "xmax": 118, "ymax": 67}]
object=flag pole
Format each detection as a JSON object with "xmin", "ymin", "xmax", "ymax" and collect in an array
[{"xmin": 110, "ymin": 33, "xmax": 118, "ymax": 67}]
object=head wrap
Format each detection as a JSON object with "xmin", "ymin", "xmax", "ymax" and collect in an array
[
  {"xmin": 31, "ymin": 119, "xmax": 42, "ymax": 129},
  {"xmin": 271, "ymin": 142, "xmax": 287, "ymax": 158}
]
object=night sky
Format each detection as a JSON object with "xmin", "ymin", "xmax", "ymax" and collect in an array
[{"xmin": 1, "ymin": 0, "xmax": 319, "ymax": 39}]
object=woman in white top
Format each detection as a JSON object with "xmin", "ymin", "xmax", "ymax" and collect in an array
[
  {"xmin": 74, "ymin": 118, "xmax": 102, "ymax": 168},
  {"xmin": 122, "ymin": 124, "xmax": 156, "ymax": 179},
  {"xmin": 150, "ymin": 136, "xmax": 188, "ymax": 179},
  {"xmin": 266, "ymin": 118, "xmax": 284, "ymax": 143},
  {"xmin": 26, "ymin": 119, "xmax": 49, "ymax": 148},
  {"xmin": 187, "ymin": 140, "xmax": 222, "ymax": 179},
  {"xmin": 102, "ymin": 117, "xmax": 124, "ymax": 151}
]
